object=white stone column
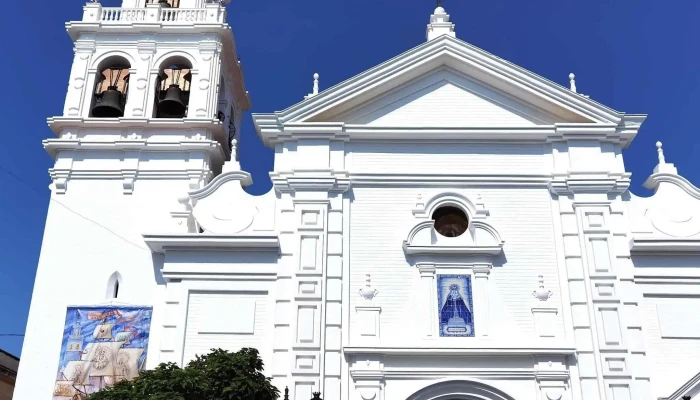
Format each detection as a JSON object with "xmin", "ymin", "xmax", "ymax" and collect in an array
[
  {"xmin": 418, "ymin": 264, "xmax": 436, "ymax": 337},
  {"xmin": 472, "ymin": 264, "xmax": 491, "ymax": 337}
]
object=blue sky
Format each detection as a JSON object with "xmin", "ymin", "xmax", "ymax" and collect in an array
[{"xmin": 1, "ymin": 0, "xmax": 699, "ymax": 357}]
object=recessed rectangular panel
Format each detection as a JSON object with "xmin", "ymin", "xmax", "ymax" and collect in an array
[
  {"xmin": 600, "ymin": 308, "xmax": 622, "ymax": 345},
  {"xmin": 295, "ymin": 382, "xmax": 313, "ymax": 400},
  {"xmin": 358, "ymin": 310, "xmax": 377, "ymax": 337},
  {"xmin": 606, "ymin": 356, "xmax": 626, "ymax": 372},
  {"xmin": 300, "ymin": 237, "xmax": 318, "ymax": 271},
  {"xmin": 610, "ymin": 385, "xmax": 631, "ymax": 400},
  {"xmin": 591, "ymin": 239, "xmax": 612, "ymax": 272},
  {"xmin": 197, "ymin": 297, "xmax": 256, "ymax": 334},
  {"xmin": 301, "ymin": 210, "xmax": 319, "ymax": 226},
  {"xmin": 587, "ymin": 212, "xmax": 605, "ymax": 228},
  {"xmin": 296, "ymin": 355, "xmax": 314, "ymax": 370},
  {"xmin": 184, "ymin": 292, "xmax": 268, "ymax": 365},
  {"xmin": 596, "ymin": 283, "xmax": 615, "ymax": 297},
  {"xmin": 297, "ymin": 306, "xmax": 316, "ymax": 344},
  {"xmin": 298, "ymin": 281, "xmax": 317, "ymax": 295}
]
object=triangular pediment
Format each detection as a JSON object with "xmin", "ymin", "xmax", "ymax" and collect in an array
[
  {"xmin": 254, "ymin": 35, "xmax": 646, "ymax": 145},
  {"xmin": 333, "ymin": 68, "xmax": 556, "ymax": 126}
]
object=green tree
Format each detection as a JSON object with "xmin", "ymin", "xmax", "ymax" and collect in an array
[{"xmin": 87, "ymin": 348, "xmax": 279, "ymax": 400}]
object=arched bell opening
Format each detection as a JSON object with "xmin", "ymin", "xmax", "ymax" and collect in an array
[
  {"xmin": 146, "ymin": 0, "xmax": 180, "ymax": 8},
  {"xmin": 90, "ymin": 58, "xmax": 131, "ymax": 118},
  {"xmin": 154, "ymin": 58, "xmax": 192, "ymax": 118}
]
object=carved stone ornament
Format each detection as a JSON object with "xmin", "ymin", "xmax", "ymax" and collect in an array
[
  {"xmin": 360, "ymin": 390, "xmax": 377, "ymax": 400},
  {"xmin": 404, "ymin": 192, "xmax": 503, "ymax": 257},
  {"xmin": 187, "ymin": 167, "xmax": 277, "ymax": 235},
  {"xmin": 359, "ymin": 274, "xmax": 378, "ymax": 300},
  {"xmin": 545, "ymin": 388, "xmax": 564, "ymax": 400},
  {"xmin": 533, "ymin": 275, "xmax": 552, "ymax": 302},
  {"xmin": 647, "ymin": 207, "xmax": 700, "ymax": 238}
]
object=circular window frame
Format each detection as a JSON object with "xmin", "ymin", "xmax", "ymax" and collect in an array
[{"xmin": 432, "ymin": 205, "xmax": 470, "ymax": 238}]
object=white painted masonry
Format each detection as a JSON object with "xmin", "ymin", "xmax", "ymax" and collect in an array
[{"xmin": 14, "ymin": 4, "xmax": 700, "ymax": 400}]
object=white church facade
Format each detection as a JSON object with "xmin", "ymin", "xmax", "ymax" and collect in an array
[{"xmin": 13, "ymin": 1, "xmax": 700, "ymax": 400}]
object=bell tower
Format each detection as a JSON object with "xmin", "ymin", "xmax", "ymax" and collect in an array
[{"xmin": 13, "ymin": 1, "xmax": 249, "ymax": 399}]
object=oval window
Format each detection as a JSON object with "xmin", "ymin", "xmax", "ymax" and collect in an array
[{"xmin": 432, "ymin": 206, "xmax": 469, "ymax": 237}]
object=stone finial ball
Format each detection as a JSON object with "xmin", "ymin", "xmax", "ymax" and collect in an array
[
  {"xmin": 656, "ymin": 141, "xmax": 663, "ymax": 149},
  {"xmin": 434, "ymin": 6, "xmax": 446, "ymax": 14},
  {"xmin": 569, "ymin": 73, "xmax": 575, "ymax": 80},
  {"xmin": 314, "ymin": 73, "xmax": 319, "ymax": 80}
]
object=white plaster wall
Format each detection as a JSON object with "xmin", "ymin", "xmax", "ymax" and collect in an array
[
  {"xmin": 641, "ymin": 292, "xmax": 700, "ymax": 399},
  {"xmin": 156, "ymin": 250, "xmax": 279, "ymax": 369},
  {"xmin": 12, "ymin": 177, "xmax": 195, "ymax": 400},
  {"xmin": 349, "ymin": 142, "xmax": 548, "ymax": 175},
  {"xmin": 335, "ymin": 69, "xmax": 557, "ymax": 126},
  {"xmin": 348, "ymin": 186, "xmax": 565, "ymax": 345},
  {"xmin": 183, "ymin": 290, "xmax": 274, "ymax": 365}
]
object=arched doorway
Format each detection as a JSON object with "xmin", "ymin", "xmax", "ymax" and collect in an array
[{"xmin": 407, "ymin": 380, "xmax": 516, "ymax": 400}]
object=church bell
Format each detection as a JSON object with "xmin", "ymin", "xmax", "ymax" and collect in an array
[
  {"xmin": 158, "ymin": 84, "xmax": 187, "ymax": 117},
  {"xmin": 92, "ymin": 86, "xmax": 125, "ymax": 118}
]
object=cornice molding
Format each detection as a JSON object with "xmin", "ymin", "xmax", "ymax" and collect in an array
[
  {"xmin": 269, "ymin": 36, "xmax": 630, "ymax": 124},
  {"xmin": 343, "ymin": 343, "xmax": 576, "ymax": 356},
  {"xmin": 549, "ymin": 171, "xmax": 631, "ymax": 196},
  {"xmin": 271, "ymin": 169, "xmax": 351, "ymax": 194},
  {"xmin": 43, "ymin": 138, "xmax": 226, "ymax": 160},
  {"xmin": 188, "ymin": 170, "xmax": 253, "ymax": 199},
  {"xmin": 349, "ymin": 173, "xmax": 552, "ymax": 187},
  {"xmin": 629, "ymin": 237, "xmax": 700, "ymax": 255},
  {"xmin": 47, "ymin": 116, "xmax": 226, "ymax": 135},
  {"xmin": 403, "ymin": 220, "xmax": 505, "ymax": 257},
  {"xmin": 643, "ymin": 172, "xmax": 700, "ymax": 200},
  {"xmin": 48, "ymin": 168, "xmax": 212, "ymax": 194},
  {"xmin": 143, "ymin": 233, "xmax": 280, "ymax": 254},
  {"xmin": 252, "ymin": 121, "xmax": 637, "ymax": 147}
]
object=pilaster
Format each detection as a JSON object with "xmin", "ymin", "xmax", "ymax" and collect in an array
[
  {"xmin": 64, "ymin": 40, "xmax": 96, "ymax": 117},
  {"xmin": 472, "ymin": 264, "xmax": 492, "ymax": 337},
  {"xmin": 550, "ymin": 175, "xmax": 652, "ymax": 400},
  {"xmin": 417, "ymin": 264, "xmax": 437, "ymax": 338},
  {"xmin": 132, "ymin": 40, "xmax": 157, "ymax": 117},
  {"xmin": 272, "ymin": 169, "xmax": 350, "ymax": 400},
  {"xmin": 349, "ymin": 357, "xmax": 385, "ymax": 400}
]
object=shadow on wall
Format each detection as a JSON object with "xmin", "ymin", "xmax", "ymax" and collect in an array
[{"xmin": 633, "ymin": 255, "xmax": 700, "ymax": 269}]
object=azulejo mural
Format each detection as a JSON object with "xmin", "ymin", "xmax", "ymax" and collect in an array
[
  {"xmin": 52, "ymin": 306, "xmax": 152, "ymax": 399},
  {"xmin": 437, "ymin": 275, "xmax": 475, "ymax": 337}
]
